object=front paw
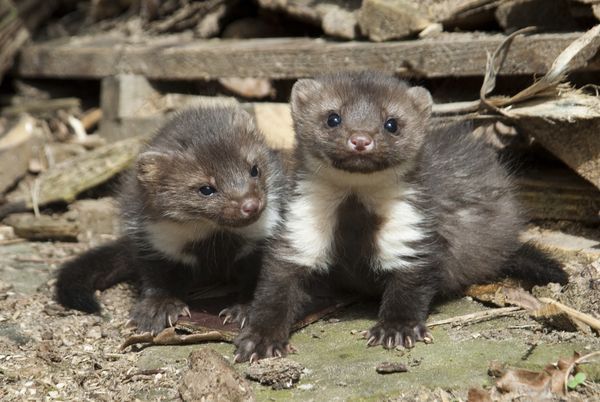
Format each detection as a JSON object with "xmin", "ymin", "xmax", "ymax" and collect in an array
[
  {"xmin": 218, "ymin": 303, "xmax": 249, "ymax": 328},
  {"xmin": 129, "ymin": 295, "xmax": 191, "ymax": 335},
  {"xmin": 366, "ymin": 321, "xmax": 432, "ymax": 349},
  {"xmin": 233, "ymin": 328, "xmax": 293, "ymax": 363}
]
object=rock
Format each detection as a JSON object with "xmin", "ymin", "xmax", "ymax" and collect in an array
[
  {"xmin": 257, "ymin": 0, "xmax": 360, "ymax": 40},
  {"xmin": 179, "ymin": 348, "xmax": 254, "ymax": 402},
  {"xmin": 495, "ymin": 0, "xmax": 577, "ymax": 33},
  {"xmin": 67, "ymin": 197, "xmax": 120, "ymax": 244},
  {"xmin": 219, "ymin": 77, "xmax": 274, "ymax": 99},
  {"xmin": 376, "ymin": 361, "xmax": 408, "ymax": 374},
  {"xmin": 319, "ymin": 4, "xmax": 358, "ymax": 39},
  {"xmin": 0, "ymin": 115, "xmax": 40, "ymax": 194},
  {"xmin": 195, "ymin": 0, "xmax": 231, "ymax": 38},
  {"xmin": 252, "ymin": 103, "xmax": 295, "ymax": 150},
  {"xmin": 358, "ymin": 0, "xmax": 431, "ymax": 41},
  {"xmin": 245, "ymin": 357, "xmax": 304, "ymax": 390}
]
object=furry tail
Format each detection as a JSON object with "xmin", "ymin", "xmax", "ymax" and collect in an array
[
  {"xmin": 502, "ymin": 242, "xmax": 569, "ymax": 286},
  {"xmin": 55, "ymin": 237, "xmax": 136, "ymax": 313}
]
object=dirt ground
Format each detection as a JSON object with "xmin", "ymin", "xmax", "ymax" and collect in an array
[{"xmin": 0, "ymin": 222, "xmax": 599, "ymax": 401}]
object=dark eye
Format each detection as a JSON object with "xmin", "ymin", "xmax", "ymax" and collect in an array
[
  {"xmin": 199, "ymin": 185, "xmax": 216, "ymax": 196},
  {"xmin": 327, "ymin": 113, "xmax": 342, "ymax": 127},
  {"xmin": 384, "ymin": 118, "xmax": 398, "ymax": 134},
  {"xmin": 250, "ymin": 165, "xmax": 259, "ymax": 177}
]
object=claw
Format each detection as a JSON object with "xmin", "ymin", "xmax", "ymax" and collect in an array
[
  {"xmin": 183, "ymin": 306, "xmax": 192, "ymax": 318},
  {"xmin": 386, "ymin": 337, "xmax": 394, "ymax": 349},
  {"xmin": 360, "ymin": 330, "xmax": 368, "ymax": 338},
  {"xmin": 218, "ymin": 309, "xmax": 227, "ymax": 318},
  {"xmin": 167, "ymin": 315, "xmax": 173, "ymax": 327},
  {"xmin": 223, "ymin": 315, "xmax": 230, "ymax": 325},
  {"xmin": 423, "ymin": 334, "xmax": 433, "ymax": 344},
  {"xmin": 274, "ymin": 349, "xmax": 282, "ymax": 358},
  {"xmin": 367, "ymin": 336, "xmax": 377, "ymax": 346},
  {"xmin": 240, "ymin": 317, "xmax": 247, "ymax": 329},
  {"xmin": 249, "ymin": 353, "xmax": 259, "ymax": 364},
  {"xmin": 125, "ymin": 319, "xmax": 135, "ymax": 328},
  {"xmin": 404, "ymin": 336, "xmax": 414, "ymax": 348},
  {"xmin": 233, "ymin": 354, "xmax": 242, "ymax": 363}
]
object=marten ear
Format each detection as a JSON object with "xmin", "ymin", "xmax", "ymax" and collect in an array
[
  {"xmin": 407, "ymin": 86, "xmax": 433, "ymax": 119},
  {"xmin": 136, "ymin": 151, "xmax": 169, "ymax": 185},
  {"xmin": 231, "ymin": 107, "xmax": 257, "ymax": 133},
  {"xmin": 291, "ymin": 79, "xmax": 323, "ymax": 113}
]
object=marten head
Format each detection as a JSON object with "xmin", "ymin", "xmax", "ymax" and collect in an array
[
  {"xmin": 135, "ymin": 106, "xmax": 275, "ymax": 228},
  {"xmin": 290, "ymin": 71, "xmax": 432, "ymax": 174}
]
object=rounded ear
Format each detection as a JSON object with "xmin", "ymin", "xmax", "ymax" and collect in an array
[
  {"xmin": 136, "ymin": 151, "xmax": 168, "ymax": 185},
  {"xmin": 231, "ymin": 106, "xmax": 257, "ymax": 132},
  {"xmin": 290, "ymin": 79, "xmax": 322, "ymax": 113},
  {"xmin": 406, "ymin": 86, "xmax": 433, "ymax": 119}
]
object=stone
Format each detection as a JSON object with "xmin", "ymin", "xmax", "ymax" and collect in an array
[
  {"xmin": 245, "ymin": 357, "xmax": 304, "ymax": 390},
  {"xmin": 257, "ymin": 0, "xmax": 360, "ymax": 40},
  {"xmin": 67, "ymin": 197, "xmax": 120, "ymax": 244},
  {"xmin": 375, "ymin": 361, "xmax": 408, "ymax": 374},
  {"xmin": 252, "ymin": 103, "xmax": 295, "ymax": 150},
  {"xmin": 0, "ymin": 115, "xmax": 40, "ymax": 194},
  {"xmin": 179, "ymin": 348, "xmax": 254, "ymax": 402},
  {"xmin": 358, "ymin": 0, "xmax": 431, "ymax": 41}
]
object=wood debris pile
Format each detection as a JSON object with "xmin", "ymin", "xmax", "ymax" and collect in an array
[{"xmin": 0, "ymin": 1, "xmax": 599, "ymax": 400}]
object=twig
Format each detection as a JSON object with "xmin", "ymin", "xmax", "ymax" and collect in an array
[
  {"xmin": 123, "ymin": 368, "xmax": 165, "ymax": 383},
  {"xmin": 564, "ymin": 351, "xmax": 600, "ymax": 395},
  {"xmin": 537, "ymin": 298, "xmax": 600, "ymax": 332},
  {"xmin": 427, "ymin": 306, "xmax": 523, "ymax": 327}
]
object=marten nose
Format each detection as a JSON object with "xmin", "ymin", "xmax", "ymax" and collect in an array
[
  {"xmin": 348, "ymin": 134, "xmax": 373, "ymax": 152},
  {"xmin": 240, "ymin": 198, "xmax": 260, "ymax": 217}
]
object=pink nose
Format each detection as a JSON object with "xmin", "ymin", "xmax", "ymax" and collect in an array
[
  {"xmin": 241, "ymin": 198, "xmax": 260, "ymax": 217},
  {"xmin": 348, "ymin": 134, "xmax": 373, "ymax": 152}
]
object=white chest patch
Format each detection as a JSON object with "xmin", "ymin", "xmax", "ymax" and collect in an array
[
  {"xmin": 282, "ymin": 158, "xmax": 427, "ymax": 273},
  {"xmin": 144, "ymin": 219, "xmax": 216, "ymax": 266},
  {"xmin": 358, "ymin": 186, "xmax": 427, "ymax": 272},
  {"xmin": 281, "ymin": 177, "xmax": 348, "ymax": 271}
]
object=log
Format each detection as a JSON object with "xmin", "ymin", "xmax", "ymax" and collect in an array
[
  {"xmin": 0, "ymin": 0, "xmax": 59, "ymax": 84},
  {"xmin": 14, "ymin": 32, "xmax": 600, "ymax": 80},
  {"xmin": 0, "ymin": 136, "xmax": 145, "ymax": 219},
  {"xmin": 1, "ymin": 98, "xmax": 81, "ymax": 117},
  {"xmin": 508, "ymin": 92, "xmax": 600, "ymax": 191},
  {"xmin": 3, "ymin": 213, "xmax": 79, "ymax": 242},
  {"xmin": 0, "ymin": 115, "xmax": 39, "ymax": 194},
  {"xmin": 515, "ymin": 167, "xmax": 600, "ymax": 224}
]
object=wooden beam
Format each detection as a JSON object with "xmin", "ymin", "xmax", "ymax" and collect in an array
[{"xmin": 15, "ymin": 32, "xmax": 600, "ymax": 80}]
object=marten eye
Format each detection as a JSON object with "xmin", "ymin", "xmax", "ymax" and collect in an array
[
  {"xmin": 198, "ymin": 185, "xmax": 216, "ymax": 196},
  {"xmin": 327, "ymin": 113, "xmax": 342, "ymax": 127},
  {"xmin": 384, "ymin": 118, "xmax": 398, "ymax": 134},
  {"xmin": 250, "ymin": 165, "xmax": 259, "ymax": 177}
]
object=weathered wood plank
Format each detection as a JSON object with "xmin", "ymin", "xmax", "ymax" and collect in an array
[{"xmin": 15, "ymin": 32, "xmax": 600, "ymax": 80}]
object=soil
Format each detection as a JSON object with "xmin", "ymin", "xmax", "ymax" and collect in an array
[{"xmin": 0, "ymin": 228, "xmax": 599, "ymax": 401}]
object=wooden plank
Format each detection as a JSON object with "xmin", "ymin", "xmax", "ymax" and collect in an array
[
  {"xmin": 0, "ymin": 115, "xmax": 38, "ymax": 194},
  {"xmin": 15, "ymin": 32, "xmax": 600, "ymax": 80}
]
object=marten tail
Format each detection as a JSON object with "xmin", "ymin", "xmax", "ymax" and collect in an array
[
  {"xmin": 502, "ymin": 241, "xmax": 569, "ymax": 286},
  {"xmin": 55, "ymin": 237, "xmax": 137, "ymax": 314}
]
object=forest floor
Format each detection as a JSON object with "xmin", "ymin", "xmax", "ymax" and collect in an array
[{"xmin": 0, "ymin": 222, "xmax": 599, "ymax": 401}]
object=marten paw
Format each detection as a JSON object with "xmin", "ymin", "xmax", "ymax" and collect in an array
[
  {"xmin": 129, "ymin": 295, "xmax": 191, "ymax": 335},
  {"xmin": 365, "ymin": 321, "xmax": 433, "ymax": 349},
  {"xmin": 218, "ymin": 303, "xmax": 249, "ymax": 328},
  {"xmin": 233, "ymin": 329, "xmax": 294, "ymax": 363}
]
